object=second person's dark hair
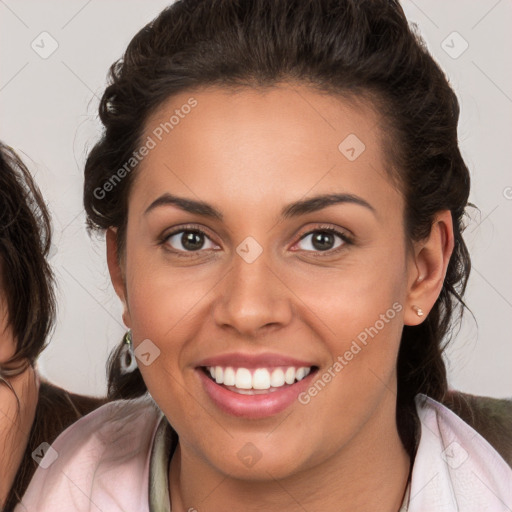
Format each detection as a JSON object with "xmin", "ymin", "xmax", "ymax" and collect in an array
[{"xmin": 0, "ymin": 143, "xmax": 55, "ymax": 380}]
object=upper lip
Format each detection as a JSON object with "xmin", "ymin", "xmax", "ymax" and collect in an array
[{"xmin": 195, "ymin": 352, "xmax": 317, "ymax": 369}]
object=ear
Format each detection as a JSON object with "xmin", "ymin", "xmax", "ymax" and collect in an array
[
  {"xmin": 404, "ymin": 210, "xmax": 455, "ymax": 326},
  {"xmin": 106, "ymin": 227, "xmax": 131, "ymax": 328}
]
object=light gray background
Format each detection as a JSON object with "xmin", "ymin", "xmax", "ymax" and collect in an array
[{"xmin": 0, "ymin": 1, "xmax": 510, "ymax": 398}]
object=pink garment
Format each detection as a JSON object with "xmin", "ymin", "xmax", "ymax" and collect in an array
[
  {"xmin": 410, "ymin": 394, "xmax": 512, "ymax": 510},
  {"xmin": 14, "ymin": 393, "xmax": 512, "ymax": 511},
  {"xmin": 14, "ymin": 394, "xmax": 162, "ymax": 512}
]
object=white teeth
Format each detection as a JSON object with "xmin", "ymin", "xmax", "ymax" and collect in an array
[
  {"xmin": 295, "ymin": 367, "xmax": 306, "ymax": 381},
  {"xmin": 223, "ymin": 367, "xmax": 236, "ymax": 386},
  {"xmin": 284, "ymin": 367, "xmax": 296, "ymax": 385},
  {"xmin": 206, "ymin": 365, "xmax": 312, "ymax": 390},
  {"xmin": 214, "ymin": 366, "xmax": 224, "ymax": 384},
  {"xmin": 270, "ymin": 368, "xmax": 285, "ymax": 387},
  {"xmin": 235, "ymin": 368, "xmax": 253, "ymax": 389},
  {"xmin": 253, "ymin": 368, "xmax": 271, "ymax": 389}
]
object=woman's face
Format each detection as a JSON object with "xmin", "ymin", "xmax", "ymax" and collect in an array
[{"xmin": 111, "ymin": 84, "xmax": 424, "ymax": 480}]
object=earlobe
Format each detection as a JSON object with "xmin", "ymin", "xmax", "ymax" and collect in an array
[
  {"xmin": 404, "ymin": 210, "xmax": 455, "ymax": 326},
  {"xmin": 106, "ymin": 228, "xmax": 131, "ymax": 328}
]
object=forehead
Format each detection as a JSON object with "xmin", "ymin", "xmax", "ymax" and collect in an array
[{"xmin": 134, "ymin": 84, "xmax": 401, "ymax": 217}]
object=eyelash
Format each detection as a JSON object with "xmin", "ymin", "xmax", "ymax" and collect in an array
[{"xmin": 159, "ymin": 223, "xmax": 354, "ymax": 258}]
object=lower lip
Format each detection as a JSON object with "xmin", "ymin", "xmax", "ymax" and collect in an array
[{"xmin": 197, "ymin": 369, "xmax": 316, "ymax": 419}]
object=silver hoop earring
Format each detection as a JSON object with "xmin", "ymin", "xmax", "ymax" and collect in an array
[{"xmin": 119, "ymin": 331, "xmax": 138, "ymax": 374}]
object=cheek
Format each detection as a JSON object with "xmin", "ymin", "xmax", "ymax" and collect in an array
[
  {"xmin": 290, "ymin": 276, "xmax": 405, "ymax": 463},
  {"xmin": 125, "ymin": 247, "xmax": 208, "ymax": 335},
  {"xmin": 123, "ymin": 249, "xmax": 219, "ymax": 404},
  {"xmin": 285, "ymin": 243, "xmax": 407, "ymax": 340},
  {"xmin": 285, "ymin": 245, "xmax": 407, "ymax": 415}
]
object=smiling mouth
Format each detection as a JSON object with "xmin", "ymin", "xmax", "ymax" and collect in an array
[{"xmin": 201, "ymin": 365, "xmax": 319, "ymax": 395}]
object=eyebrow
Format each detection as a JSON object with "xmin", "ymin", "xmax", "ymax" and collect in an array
[{"xmin": 144, "ymin": 192, "xmax": 376, "ymax": 220}]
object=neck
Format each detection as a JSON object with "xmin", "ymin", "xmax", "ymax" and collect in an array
[
  {"xmin": 0, "ymin": 363, "xmax": 39, "ymax": 507},
  {"xmin": 169, "ymin": 393, "xmax": 411, "ymax": 512}
]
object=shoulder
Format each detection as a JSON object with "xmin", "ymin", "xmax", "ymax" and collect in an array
[
  {"xmin": 410, "ymin": 393, "xmax": 512, "ymax": 511},
  {"xmin": 440, "ymin": 389, "xmax": 512, "ymax": 468},
  {"xmin": 15, "ymin": 393, "xmax": 163, "ymax": 512},
  {"xmin": 6, "ymin": 380, "xmax": 109, "ymax": 509}
]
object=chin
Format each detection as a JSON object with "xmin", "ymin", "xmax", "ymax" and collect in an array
[{"xmin": 197, "ymin": 436, "xmax": 313, "ymax": 482}]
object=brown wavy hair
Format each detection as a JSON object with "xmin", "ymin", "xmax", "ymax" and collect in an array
[
  {"xmin": 0, "ymin": 143, "xmax": 55, "ymax": 381},
  {"xmin": 83, "ymin": 0, "xmax": 472, "ymax": 458},
  {"xmin": 1, "ymin": 143, "xmax": 108, "ymax": 510}
]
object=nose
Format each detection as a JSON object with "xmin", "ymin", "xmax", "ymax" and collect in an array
[{"xmin": 212, "ymin": 247, "xmax": 293, "ymax": 338}]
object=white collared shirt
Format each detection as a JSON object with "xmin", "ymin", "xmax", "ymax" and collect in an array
[{"xmin": 15, "ymin": 393, "xmax": 512, "ymax": 511}]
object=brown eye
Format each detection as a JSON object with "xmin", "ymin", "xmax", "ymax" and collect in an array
[
  {"xmin": 164, "ymin": 229, "xmax": 217, "ymax": 253},
  {"xmin": 295, "ymin": 228, "xmax": 351, "ymax": 253}
]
